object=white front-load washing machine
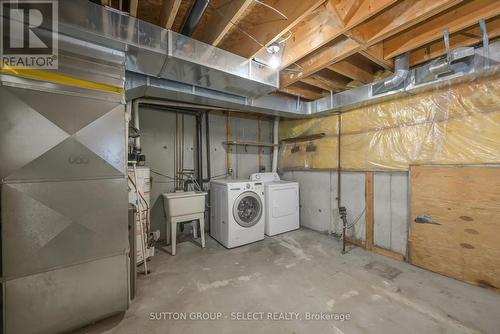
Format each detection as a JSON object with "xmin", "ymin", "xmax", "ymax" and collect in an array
[
  {"xmin": 210, "ymin": 179, "xmax": 265, "ymax": 248},
  {"xmin": 250, "ymin": 173, "xmax": 299, "ymax": 236}
]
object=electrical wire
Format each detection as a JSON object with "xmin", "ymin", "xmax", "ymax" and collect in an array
[
  {"xmin": 128, "ymin": 175, "xmax": 150, "ymax": 212},
  {"xmin": 150, "ymin": 169, "xmax": 203, "ymax": 191},
  {"xmin": 211, "ymin": 0, "xmax": 288, "ymax": 49},
  {"xmin": 344, "ymin": 205, "xmax": 366, "ymax": 230},
  {"xmin": 212, "ymin": 6, "xmax": 265, "ymax": 47},
  {"xmin": 253, "ymin": 0, "xmax": 288, "ymax": 20},
  {"xmin": 277, "ymin": 30, "xmax": 293, "ymax": 44}
]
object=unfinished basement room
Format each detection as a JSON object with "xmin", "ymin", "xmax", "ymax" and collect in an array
[{"xmin": 1, "ymin": 0, "xmax": 500, "ymax": 333}]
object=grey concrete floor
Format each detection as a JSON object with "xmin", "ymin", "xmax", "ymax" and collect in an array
[{"xmin": 75, "ymin": 229, "xmax": 500, "ymax": 334}]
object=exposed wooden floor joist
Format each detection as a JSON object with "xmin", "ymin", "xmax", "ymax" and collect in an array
[{"xmin": 103, "ymin": 0, "xmax": 500, "ymax": 100}]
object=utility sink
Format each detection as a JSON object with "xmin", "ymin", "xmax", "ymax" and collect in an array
[{"xmin": 162, "ymin": 191, "xmax": 207, "ymax": 218}]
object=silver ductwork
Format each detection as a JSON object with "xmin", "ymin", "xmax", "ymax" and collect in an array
[
  {"xmin": 127, "ymin": 41, "xmax": 500, "ymax": 117},
  {"xmin": 58, "ymin": 0, "xmax": 278, "ymax": 97},
  {"xmin": 372, "ymin": 52, "xmax": 409, "ymax": 95},
  {"xmin": 3, "ymin": 0, "xmax": 499, "ymax": 119}
]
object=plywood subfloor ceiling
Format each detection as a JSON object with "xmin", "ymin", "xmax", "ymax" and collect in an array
[{"xmin": 101, "ymin": 0, "xmax": 500, "ymax": 101}]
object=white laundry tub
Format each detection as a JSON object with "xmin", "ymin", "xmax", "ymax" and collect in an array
[{"xmin": 162, "ymin": 191, "xmax": 207, "ymax": 218}]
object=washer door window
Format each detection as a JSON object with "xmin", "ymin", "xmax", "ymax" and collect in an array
[{"xmin": 233, "ymin": 191, "xmax": 262, "ymax": 228}]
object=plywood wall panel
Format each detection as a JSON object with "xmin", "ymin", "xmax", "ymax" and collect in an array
[{"xmin": 409, "ymin": 165, "xmax": 500, "ymax": 291}]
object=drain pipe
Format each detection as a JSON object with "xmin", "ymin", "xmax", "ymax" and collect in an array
[
  {"xmin": 271, "ymin": 116, "xmax": 279, "ymax": 173},
  {"xmin": 181, "ymin": 0, "xmax": 210, "ymax": 37}
]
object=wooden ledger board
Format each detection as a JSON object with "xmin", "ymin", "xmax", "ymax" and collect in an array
[{"xmin": 409, "ymin": 165, "xmax": 500, "ymax": 291}]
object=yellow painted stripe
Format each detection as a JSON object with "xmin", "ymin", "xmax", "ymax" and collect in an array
[{"xmin": 0, "ymin": 67, "xmax": 124, "ymax": 94}]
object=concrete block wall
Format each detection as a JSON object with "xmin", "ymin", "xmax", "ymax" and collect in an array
[
  {"xmin": 139, "ymin": 107, "xmax": 273, "ymax": 239},
  {"xmin": 282, "ymin": 170, "xmax": 408, "ymax": 255}
]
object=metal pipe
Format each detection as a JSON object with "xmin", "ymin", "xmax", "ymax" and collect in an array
[
  {"xmin": 204, "ymin": 111, "xmax": 212, "ymax": 182},
  {"xmin": 181, "ymin": 0, "xmax": 210, "ymax": 37},
  {"xmin": 196, "ymin": 112, "xmax": 203, "ymax": 188},
  {"xmin": 132, "ymin": 99, "xmax": 141, "ymax": 151},
  {"xmin": 480, "ymin": 19, "xmax": 490, "ymax": 67},
  {"xmin": 271, "ymin": 116, "xmax": 279, "ymax": 173},
  {"xmin": 379, "ymin": 53, "xmax": 409, "ymax": 91}
]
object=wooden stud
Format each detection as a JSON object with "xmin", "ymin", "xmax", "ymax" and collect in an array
[
  {"xmin": 365, "ymin": 171, "xmax": 374, "ymax": 251},
  {"xmin": 373, "ymin": 245, "xmax": 405, "ymax": 262}
]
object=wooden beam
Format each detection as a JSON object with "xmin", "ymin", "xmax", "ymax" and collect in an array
[
  {"xmin": 195, "ymin": 0, "xmax": 253, "ymax": 46},
  {"xmin": 296, "ymin": 67, "xmax": 352, "ymax": 92},
  {"xmin": 219, "ymin": 0, "xmax": 325, "ymax": 58},
  {"xmin": 300, "ymin": 76, "xmax": 343, "ymax": 92},
  {"xmin": 280, "ymin": 0, "xmax": 396, "ymax": 69},
  {"xmin": 410, "ymin": 17, "xmax": 500, "ymax": 66},
  {"xmin": 280, "ymin": 37, "xmax": 361, "ymax": 88},
  {"xmin": 160, "ymin": 0, "xmax": 182, "ymax": 29},
  {"xmin": 280, "ymin": 0, "xmax": 462, "ymax": 88},
  {"xmin": 129, "ymin": 0, "xmax": 138, "ymax": 17},
  {"xmin": 360, "ymin": 45, "xmax": 394, "ymax": 70},
  {"xmin": 348, "ymin": 0, "xmax": 463, "ymax": 46},
  {"xmin": 329, "ymin": 57, "xmax": 374, "ymax": 83},
  {"xmin": 338, "ymin": 0, "xmax": 363, "ymax": 26},
  {"xmin": 280, "ymin": 5, "xmax": 344, "ymax": 68},
  {"xmin": 383, "ymin": 0, "xmax": 500, "ymax": 59},
  {"xmin": 365, "ymin": 171, "xmax": 374, "ymax": 251},
  {"xmin": 279, "ymin": 83, "xmax": 326, "ymax": 100}
]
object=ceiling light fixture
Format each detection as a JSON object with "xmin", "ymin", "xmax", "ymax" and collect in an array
[
  {"xmin": 266, "ymin": 42, "xmax": 281, "ymax": 69},
  {"xmin": 266, "ymin": 42, "xmax": 280, "ymax": 55},
  {"xmin": 268, "ymin": 55, "xmax": 280, "ymax": 69}
]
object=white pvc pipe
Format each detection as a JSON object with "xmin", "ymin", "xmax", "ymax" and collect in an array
[
  {"xmin": 272, "ymin": 116, "xmax": 279, "ymax": 173},
  {"xmin": 132, "ymin": 162, "xmax": 148, "ymax": 276}
]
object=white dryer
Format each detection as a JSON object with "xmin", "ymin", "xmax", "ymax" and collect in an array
[
  {"xmin": 250, "ymin": 173, "xmax": 299, "ymax": 236},
  {"xmin": 210, "ymin": 179, "xmax": 265, "ymax": 248}
]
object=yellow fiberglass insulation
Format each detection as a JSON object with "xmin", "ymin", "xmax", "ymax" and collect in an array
[{"xmin": 279, "ymin": 76, "xmax": 500, "ymax": 171}]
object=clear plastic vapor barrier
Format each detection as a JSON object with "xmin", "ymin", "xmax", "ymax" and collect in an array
[{"xmin": 279, "ymin": 76, "xmax": 500, "ymax": 171}]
